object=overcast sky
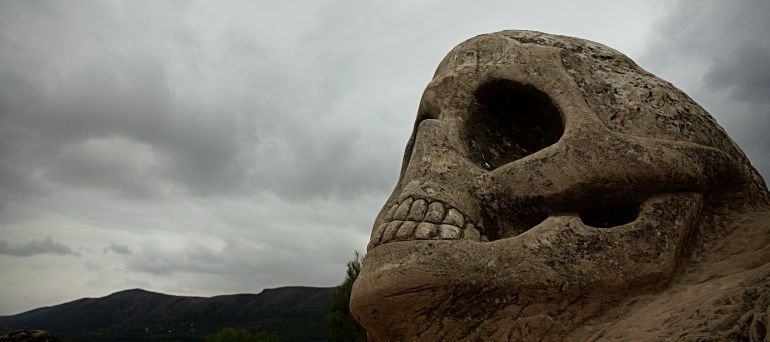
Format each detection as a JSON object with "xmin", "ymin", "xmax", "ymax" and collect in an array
[{"xmin": 0, "ymin": 0, "xmax": 768, "ymax": 315}]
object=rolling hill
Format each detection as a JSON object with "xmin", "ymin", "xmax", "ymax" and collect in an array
[{"xmin": 0, "ymin": 286, "xmax": 333, "ymax": 341}]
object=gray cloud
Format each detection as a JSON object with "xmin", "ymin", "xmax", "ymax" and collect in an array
[
  {"xmin": 5, "ymin": 0, "xmax": 763, "ymax": 316},
  {"xmin": 641, "ymin": 0, "xmax": 770, "ymax": 179},
  {"xmin": 0, "ymin": 53, "xmax": 253, "ymax": 199},
  {"xmin": 121, "ymin": 236, "xmax": 354, "ymax": 292},
  {"xmin": 0, "ymin": 1, "xmax": 670, "ymax": 209},
  {"xmin": 0, "ymin": 236, "xmax": 79, "ymax": 257},
  {"xmin": 103, "ymin": 243, "xmax": 133, "ymax": 255},
  {"xmin": 0, "ymin": 1, "xmax": 404, "ymax": 204},
  {"xmin": 704, "ymin": 43, "xmax": 770, "ymax": 104}
]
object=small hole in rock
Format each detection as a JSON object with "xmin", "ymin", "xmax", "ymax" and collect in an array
[
  {"xmin": 579, "ymin": 203, "xmax": 640, "ymax": 228},
  {"xmin": 480, "ymin": 200, "xmax": 550, "ymax": 241}
]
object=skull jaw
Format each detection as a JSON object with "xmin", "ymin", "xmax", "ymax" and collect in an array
[{"xmin": 351, "ymin": 193, "xmax": 703, "ymax": 340}]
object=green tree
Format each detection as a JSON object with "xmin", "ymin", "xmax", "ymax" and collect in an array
[
  {"xmin": 325, "ymin": 251, "xmax": 367, "ymax": 342},
  {"xmin": 204, "ymin": 327, "xmax": 280, "ymax": 342}
]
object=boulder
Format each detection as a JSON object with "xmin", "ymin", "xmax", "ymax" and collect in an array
[{"xmin": 350, "ymin": 30, "xmax": 770, "ymax": 341}]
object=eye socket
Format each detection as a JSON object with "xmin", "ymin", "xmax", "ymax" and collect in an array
[{"xmin": 465, "ymin": 80, "xmax": 564, "ymax": 170}]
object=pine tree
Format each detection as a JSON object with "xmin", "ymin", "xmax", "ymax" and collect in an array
[{"xmin": 325, "ymin": 251, "xmax": 367, "ymax": 341}]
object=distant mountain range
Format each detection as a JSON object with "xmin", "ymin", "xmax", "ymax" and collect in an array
[{"xmin": 0, "ymin": 286, "xmax": 334, "ymax": 341}]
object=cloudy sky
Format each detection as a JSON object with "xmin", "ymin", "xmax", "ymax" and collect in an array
[{"xmin": 1, "ymin": 0, "xmax": 768, "ymax": 315}]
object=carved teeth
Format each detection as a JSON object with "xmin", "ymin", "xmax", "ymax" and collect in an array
[
  {"xmin": 414, "ymin": 222, "xmax": 437, "ymax": 239},
  {"xmin": 369, "ymin": 197, "xmax": 485, "ymax": 249},
  {"xmin": 438, "ymin": 224, "xmax": 461, "ymax": 239},
  {"xmin": 395, "ymin": 221, "xmax": 418, "ymax": 240},
  {"xmin": 424, "ymin": 201, "xmax": 445, "ymax": 223},
  {"xmin": 443, "ymin": 208, "xmax": 464, "ymax": 227},
  {"xmin": 407, "ymin": 199, "xmax": 427, "ymax": 221},
  {"xmin": 382, "ymin": 221, "xmax": 401, "ymax": 241},
  {"xmin": 385, "ymin": 204, "xmax": 398, "ymax": 221},
  {"xmin": 372, "ymin": 223, "xmax": 387, "ymax": 243},
  {"xmin": 393, "ymin": 198, "xmax": 413, "ymax": 221}
]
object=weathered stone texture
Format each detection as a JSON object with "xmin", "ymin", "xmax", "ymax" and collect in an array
[{"xmin": 350, "ymin": 30, "xmax": 770, "ymax": 341}]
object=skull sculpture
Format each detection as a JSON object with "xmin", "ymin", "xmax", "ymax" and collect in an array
[{"xmin": 350, "ymin": 30, "xmax": 770, "ymax": 340}]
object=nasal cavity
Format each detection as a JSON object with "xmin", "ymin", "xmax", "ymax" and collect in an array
[
  {"xmin": 579, "ymin": 201, "xmax": 640, "ymax": 228},
  {"xmin": 465, "ymin": 79, "xmax": 564, "ymax": 170}
]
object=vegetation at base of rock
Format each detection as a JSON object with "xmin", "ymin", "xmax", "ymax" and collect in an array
[
  {"xmin": 204, "ymin": 328, "xmax": 280, "ymax": 342},
  {"xmin": 325, "ymin": 251, "xmax": 366, "ymax": 342}
]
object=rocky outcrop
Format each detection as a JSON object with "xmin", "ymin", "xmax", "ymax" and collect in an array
[{"xmin": 350, "ymin": 30, "xmax": 770, "ymax": 341}]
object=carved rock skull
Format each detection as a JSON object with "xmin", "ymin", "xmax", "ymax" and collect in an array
[{"xmin": 350, "ymin": 31, "xmax": 770, "ymax": 340}]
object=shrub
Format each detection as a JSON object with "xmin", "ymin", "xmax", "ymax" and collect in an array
[
  {"xmin": 204, "ymin": 327, "xmax": 280, "ymax": 342},
  {"xmin": 325, "ymin": 250, "xmax": 367, "ymax": 342}
]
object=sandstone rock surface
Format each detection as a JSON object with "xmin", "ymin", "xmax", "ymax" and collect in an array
[{"xmin": 350, "ymin": 30, "xmax": 770, "ymax": 341}]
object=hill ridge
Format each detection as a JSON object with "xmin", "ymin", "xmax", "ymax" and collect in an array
[{"xmin": 0, "ymin": 286, "xmax": 334, "ymax": 341}]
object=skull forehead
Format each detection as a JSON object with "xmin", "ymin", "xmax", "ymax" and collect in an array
[
  {"xmin": 424, "ymin": 33, "xmax": 572, "ymax": 119},
  {"xmin": 427, "ymin": 30, "xmax": 767, "ymax": 203},
  {"xmin": 433, "ymin": 30, "xmax": 729, "ymax": 148}
]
